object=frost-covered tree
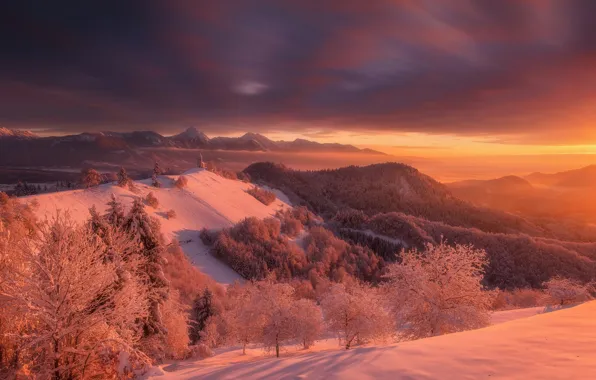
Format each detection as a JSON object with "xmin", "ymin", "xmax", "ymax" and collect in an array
[
  {"xmin": 152, "ymin": 162, "xmax": 162, "ymax": 188},
  {"xmin": 291, "ymin": 299, "xmax": 323, "ymax": 349},
  {"xmin": 544, "ymin": 276, "xmax": 593, "ymax": 306},
  {"xmin": 0, "ymin": 214, "xmax": 150, "ymax": 379},
  {"xmin": 124, "ymin": 198, "xmax": 170, "ymax": 336},
  {"xmin": 160, "ymin": 292, "xmax": 190, "ymax": 360},
  {"xmin": 321, "ymin": 282, "xmax": 393, "ymax": 349},
  {"xmin": 81, "ymin": 168, "xmax": 102, "ymax": 188},
  {"xmin": 384, "ymin": 242, "xmax": 493, "ymax": 340},
  {"xmin": 190, "ymin": 288, "xmax": 215, "ymax": 344},
  {"xmin": 88, "ymin": 204, "xmax": 110, "ymax": 239},
  {"xmin": 221, "ymin": 283, "xmax": 265, "ymax": 354},
  {"xmin": 255, "ymin": 282, "xmax": 296, "ymax": 357},
  {"xmin": 117, "ymin": 167, "xmax": 131, "ymax": 188},
  {"xmin": 105, "ymin": 193, "xmax": 126, "ymax": 228},
  {"xmin": 199, "ymin": 316, "xmax": 220, "ymax": 348}
]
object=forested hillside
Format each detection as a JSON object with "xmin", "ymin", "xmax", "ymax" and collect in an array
[{"xmin": 244, "ymin": 162, "xmax": 596, "ymax": 242}]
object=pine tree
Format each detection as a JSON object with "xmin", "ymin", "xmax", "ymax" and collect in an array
[
  {"xmin": 105, "ymin": 193, "xmax": 126, "ymax": 228},
  {"xmin": 152, "ymin": 162, "xmax": 162, "ymax": 188},
  {"xmin": 117, "ymin": 167, "xmax": 130, "ymax": 188},
  {"xmin": 190, "ymin": 288, "xmax": 215, "ymax": 344},
  {"xmin": 88, "ymin": 205, "xmax": 109, "ymax": 238},
  {"xmin": 124, "ymin": 198, "xmax": 169, "ymax": 336}
]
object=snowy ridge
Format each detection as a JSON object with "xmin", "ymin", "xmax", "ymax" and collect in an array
[
  {"xmin": 0, "ymin": 127, "xmax": 38, "ymax": 139},
  {"xmin": 26, "ymin": 168, "xmax": 291, "ymax": 284},
  {"xmin": 150, "ymin": 302, "xmax": 596, "ymax": 379}
]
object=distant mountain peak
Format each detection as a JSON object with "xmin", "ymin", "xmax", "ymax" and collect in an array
[
  {"xmin": 172, "ymin": 127, "xmax": 210, "ymax": 142},
  {"xmin": 240, "ymin": 132, "xmax": 265, "ymax": 139},
  {"xmin": 0, "ymin": 127, "xmax": 38, "ymax": 139}
]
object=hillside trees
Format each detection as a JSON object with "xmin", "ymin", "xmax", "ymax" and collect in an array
[
  {"xmin": 211, "ymin": 217, "xmax": 306, "ymax": 280},
  {"xmin": 218, "ymin": 281, "xmax": 324, "ymax": 356},
  {"xmin": 384, "ymin": 242, "xmax": 493, "ymax": 340},
  {"xmin": 305, "ymin": 227, "xmax": 384, "ymax": 283},
  {"xmin": 207, "ymin": 216, "xmax": 385, "ymax": 284}
]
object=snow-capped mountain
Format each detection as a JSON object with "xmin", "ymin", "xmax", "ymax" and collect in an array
[
  {"xmin": 0, "ymin": 127, "xmax": 386, "ymax": 168},
  {"xmin": 0, "ymin": 127, "xmax": 38, "ymax": 139},
  {"xmin": 170, "ymin": 127, "xmax": 210, "ymax": 147}
]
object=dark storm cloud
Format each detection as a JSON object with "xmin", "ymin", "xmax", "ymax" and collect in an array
[{"xmin": 1, "ymin": 0, "xmax": 596, "ymax": 143}]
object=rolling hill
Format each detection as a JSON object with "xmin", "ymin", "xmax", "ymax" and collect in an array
[
  {"xmin": 449, "ymin": 170, "xmax": 596, "ymax": 224},
  {"xmin": 24, "ymin": 168, "xmax": 290, "ymax": 284},
  {"xmin": 525, "ymin": 165, "xmax": 596, "ymax": 188},
  {"xmin": 244, "ymin": 162, "xmax": 550, "ymax": 237}
]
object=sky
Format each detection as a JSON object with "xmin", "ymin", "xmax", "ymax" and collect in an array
[{"xmin": 2, "ymin": 0, "xmax": 596, "ymax": 156}]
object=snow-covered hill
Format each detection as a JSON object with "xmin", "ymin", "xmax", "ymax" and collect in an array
[
  {"xmin": 27, "ymin": 168, "xmax": 290, "ymax": 283},
  {"xmin": 149, "ymin": 302, "xmax": 596, "ymax": 379}
]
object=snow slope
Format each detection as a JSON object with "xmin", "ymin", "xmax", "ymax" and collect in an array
[
  {"xmin": 490, "ymin": 306, "xmax": 544, "ymax": 325},
  {"xmin": 150, "ymin": 302, "xmax": 596, "ymax": 380},
  {"xmin": 26, "ymin": 168, "xmax": 290, "ymax": 283}
]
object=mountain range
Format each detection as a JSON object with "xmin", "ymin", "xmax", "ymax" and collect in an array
[{"xmin": 0, "ymin": 127, "xmax": 385, "ymax": 155}]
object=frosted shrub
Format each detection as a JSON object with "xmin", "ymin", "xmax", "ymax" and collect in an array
[
  {"xmin": 145, "ymin": 191, "xmax": 159, "ymax": 208},
  {"xmin": 492, "ymin": 288, "xmax": 548, "ymax": 310},
  {"xmin": 81, "ymin": 167, "xmax": 102, "ymax": 188},
  {"xmin": 544, "ymin": 276, "xmax": 592, "ymax": 306},
  {"xmin": 175, "ymin": 175, "xmax": 188, "ymax": 189},
  {"xmin": 247, "ymin": 186, "xmax": 276, "ymax": 205},
  {"xmin": 166, "ymin": 209, "xmax": 177, "ymax": 219}
]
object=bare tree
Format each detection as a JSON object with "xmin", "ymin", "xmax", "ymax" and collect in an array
[{"xmin": 384, "ymin": 242, "xmax": 493, "ymax": 340}]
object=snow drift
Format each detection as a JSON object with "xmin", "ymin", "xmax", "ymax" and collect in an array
[
  {"xmin": 150, "ymin": 301, "xmax": 596, "ymax": 379},
  {"xmin": 26, "ymin": 168, "xmax": 290, "ymax": 283}
]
